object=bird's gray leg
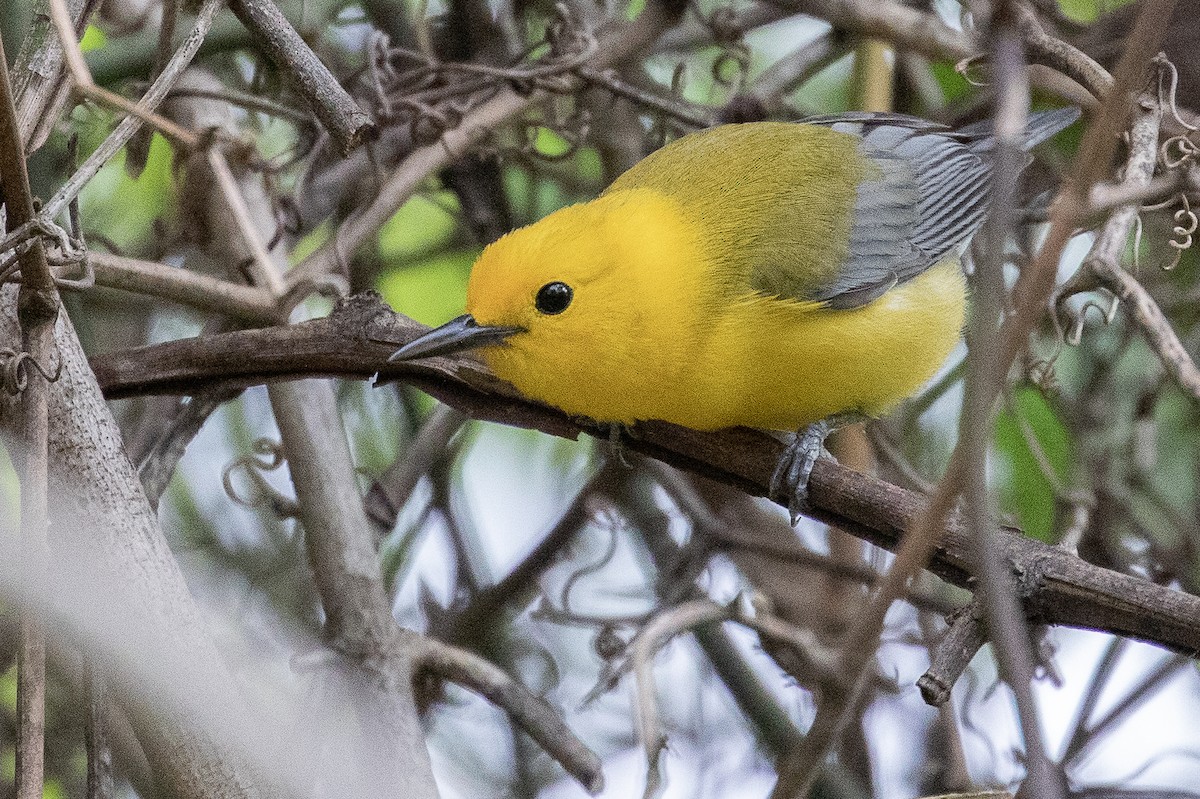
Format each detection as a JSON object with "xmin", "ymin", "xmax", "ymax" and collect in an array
[
  {"xmin": 607, "ymin": 422, "xmax": 635, "ymax": 467},
  {"xmin": 770, "ymin": 411, "xmax": 865, "ymax": 524}
]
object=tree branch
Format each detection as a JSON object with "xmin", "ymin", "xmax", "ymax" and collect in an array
[
  {"xmin": 86, "ymin": 294, "xmax": 1200, "ymax": 660},
  {"xmin": 227, "ymin": 0, "xmax": 375, "ymax": 155}
]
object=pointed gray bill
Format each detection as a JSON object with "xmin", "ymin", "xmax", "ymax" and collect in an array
[{"xmin": 387, "ymin": 314, "xmax": 522, "ymax": 362}]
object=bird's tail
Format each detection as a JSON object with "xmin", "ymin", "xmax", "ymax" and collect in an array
[{"xmin": 960, "ymin": 107, "xmax": 1082, "ymax": 153}]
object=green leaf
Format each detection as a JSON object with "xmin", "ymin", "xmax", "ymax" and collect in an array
[
  {"xmin": 78, "ymin": 129, "xmax": 176, "ymax": 249},
  {"xmin": 994, "ymin": 386, "xmax": 1073, "ymax": 542},
  {"xmin": 80, "ymin": 24, "xmax": 107, "ymax": 52},
  {"xmin": 1057, "ymin": 0, "xmax": 1137, "ymax": 23},
  {"xmin": 531, "ymin": 126, "xmax": 572, "ymax": 159}
]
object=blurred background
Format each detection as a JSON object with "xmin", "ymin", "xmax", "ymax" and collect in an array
[{"xmin": 4, "ymin": 0, "xmax": 1200, "ymax": 797}]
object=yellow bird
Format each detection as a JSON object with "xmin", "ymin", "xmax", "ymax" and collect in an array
[{"xmin": 389, "ymin": 109, "xmax": 1078, "ymax": 518}]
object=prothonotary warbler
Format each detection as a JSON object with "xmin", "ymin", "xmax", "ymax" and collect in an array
[{"xmin": 389, "ymin": 109, "xmax": 1079, "ymax": 520}]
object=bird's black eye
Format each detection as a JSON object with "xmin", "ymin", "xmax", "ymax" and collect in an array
[{"xmin": 535, "ymin": 281, "xmax": 573, "ymax": 315}]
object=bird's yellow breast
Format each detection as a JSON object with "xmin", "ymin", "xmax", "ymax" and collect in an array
[{"xmin": 679, "ymin": 259, "xmax": 966, "ymax": 430}]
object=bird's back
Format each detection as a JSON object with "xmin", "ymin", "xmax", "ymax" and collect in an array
[{"xmin": 606, "ymin": 110, "xmax": 1077, "ymax": 311}]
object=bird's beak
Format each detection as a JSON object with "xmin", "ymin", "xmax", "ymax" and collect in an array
[{"xmin": 387, "ymin": 314, "xmax": 522, "ymax": 363}]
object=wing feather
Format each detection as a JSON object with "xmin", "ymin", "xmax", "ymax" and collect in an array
[{"xmin": 787, "ymin": 109, "xmax": 1075, "ymax": 309}]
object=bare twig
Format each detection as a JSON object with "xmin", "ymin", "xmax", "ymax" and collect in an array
[
  {"xmin": 433, "ymin": 462, "xmax": 622, "ymax": 643},
  {"xmin": 917, "ymin": 600, "xmax": 987, "ymax": 707},
  {"xmin": 1055, "ymin": 85, "xmax": 1200, "ymax": 405},
  {"xmin": 204, "ymin": 147, "xmax": 286, "ymax": 297},
  {"xmin": 1061, "ymin": 652, "xmax": 1191, "ymax": 768},
  {"xmin": 578, "ymin": 66, "xmax": 716, "ymax": 129},
  {"xmin": 76, "ymin": 252, "xmax": 281, "ymax": 323},
  {"xmin": 1017, "ymin": 5, "xmax": 1113, "ymax": 100},
  {"xmin": 271, "ymin": 380, "xmax": 442, "ymax": 797},
  {"xmin": 415, "ymin": 636, "xmax": 605, "ymax": 794},
  {"xmin": 363, "ymin": 404, "xmax": 467, "ymax": 537},
  {"xmin": 960, "ymin": 4, "xmax": 1061, "ymax": 796},
  {"xmin": 40, "ymin": 0, "xmax": 224, "ymax": 221},
  {"xmin": 137, "ymin": 387, "xmax": 242, "ymax": 509},
  {"xmin": 10, "ymin": 0, "xmax": 96, "ymax": 150},
  {"xmin": 780, "ymin": 0, "xmax": 974, "ymax": 63},
  {"xmin": 629, "ymin": 599, "xmax": 727, "ymax": 797},
  {"xmin": 748, "ymin": 30, "xmax": 847, "ymax": 112},
  {"xmin": 45, "ymin": 0, "xmax": 200, "ymax": 147},
  {"xmin": 227, "ymin": 0, "xmax": 375, "ymax": 154},
  {"xmin": 83, "ymin": 657, "xmax": 114, "ymax": 799}
]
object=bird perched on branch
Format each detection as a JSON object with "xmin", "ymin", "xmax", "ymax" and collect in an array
[{"xmin": 389, "ymin": 108, "xmax": 1079, "ymax": 521}]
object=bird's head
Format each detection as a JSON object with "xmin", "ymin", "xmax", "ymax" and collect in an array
[{"xmin": 389, "ymin": 189, "xmax": 707, "ymax": 422}]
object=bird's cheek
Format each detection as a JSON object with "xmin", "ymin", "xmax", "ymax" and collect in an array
[{"xmin": 477, "ymin": 337, "xmax": 531, "ymax": 391}]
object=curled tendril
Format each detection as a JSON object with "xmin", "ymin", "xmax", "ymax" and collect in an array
[
  {"xmin": 1160, "ymin": 134, "xmax": 1198, "ymax": 169},
  {"xmin": 1165, "ymin": 194, "xmax": 1198, "ymax": 270},
  {"xmin": 559, "ymin": 518, "xmax": 623, "ymax": 616},
  {"xmin": 712, "ymin": 46, "xmax": 750, "ymax": 90},
  {"xmin": 1065, "ymin": 294, "xmax": 1120, "ymax": 347},
  {"xmin": 1025, "ymin": 357, "xmax": 1062, "ymax": 397},
  {"xmin": 0, "ymin": 217, "xmax": 87, "ymax": 284},
  {"xmin": 1155, "ymin": 56, "xmax": 1200, "ymax": 181},
  {"xmin": 1135, "ymin": 193, "xmax": 1197, "ymax": 271},
  {"xmin": 955, "ymin": 55, "xmax": 990, "ymax": 87},
  {"xmin": 0, "ymin": 347, "xmax": 61, "ymax": 395},
  {"xmin": 1156, "ymin": 53, "xmax": 1198, "ymax": 134},
  {"xmin": 221, "ymin": 438, "xmax": 298, "ymax": 517}
]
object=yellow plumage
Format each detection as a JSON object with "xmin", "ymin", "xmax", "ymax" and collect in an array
[
  {"xmin": 389, "ymin": 109, "xmax": 1076, "ymax": 513},
  {"xmin": 469, "ymin": 185, "xmax": 965, "ymax": 430}
]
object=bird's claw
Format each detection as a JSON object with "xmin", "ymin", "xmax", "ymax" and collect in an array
[{"xmin": 770, "ymin": 421, "xmax": 834, "ymax": 524}]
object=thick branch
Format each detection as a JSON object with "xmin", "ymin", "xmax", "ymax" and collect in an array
[
  {"xmin": 1, "ymin": 29, "xmax": 58, "ymax": 799},
  {"xmin": 87, "ymin": 294, "xmax": 1200, "ymax": 658}
]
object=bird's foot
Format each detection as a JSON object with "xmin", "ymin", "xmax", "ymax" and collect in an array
[
  {"xmin": 770, "ymin": 420, "xmax": 834, "ymax": 524},
  {"xmin": 770, "ymin": 412, "xmax": 864, "ymax": 524},
  {"xmin": 575, "ymin": 418, "xmax": 637, "ymax": 467}
]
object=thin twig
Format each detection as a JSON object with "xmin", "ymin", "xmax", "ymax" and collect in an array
[
  {"xmin": 227, "ymin": 0, "xmax": 375, "ymax": 154},
  {"xmin": 962, "ymin": 5, "xmax": 1062, "ymax": 795},
  {"xmin": 1061, "ymin": 652, "xmax": 1191, "ymax": 768},
  {"xmin": 82, "ymin": 656, "xmax": 114, "ymax": 799},
  {"xmin": 415, "ymin": 636, "xmax": 605, "ymax": 794},
  {"xmin": 40, "ymin": 0, "xmax": 224, "ymax": 222},
  {"xmin": 77, "ymin": 252, "xmax": 281, "ymax": 323},
  {"xmin": 629, "ymin": 599, "xmax": 727, "ymax": 797},
  {"xmin": 363, "ymin": 404, "xmax": 467, "ymax": 537},
  {"xmin": 917, "ymin": 599, "xmax": 987, "ymax": 707},
  {"xmin": 1017, "ymin": 5, "xmax": 1112, "ymax": 100},
  {"xmin": 204, "ymin": 147, "xmax": 286, "ymax": 296},
  {"xmin": 46, "ymin": 0, "xmax": 200, "ymax": 147},
  {"xmin": 578, "ymin": 65, "xmax": 715, "ymax": 129}
]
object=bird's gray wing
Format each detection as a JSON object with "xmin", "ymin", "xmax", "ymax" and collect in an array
[
  {"xmin": 805, "ymin": 116, "xmax": 991, "ymax": 309},
  {"xmin": 792, "ymin": 109, "xmax": 1077, "ymax": 309}
]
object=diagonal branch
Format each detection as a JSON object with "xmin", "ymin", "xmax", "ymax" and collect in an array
[{"xmin": 86, "ymin": 294, "xmax": 1200, "ymax": 659}]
